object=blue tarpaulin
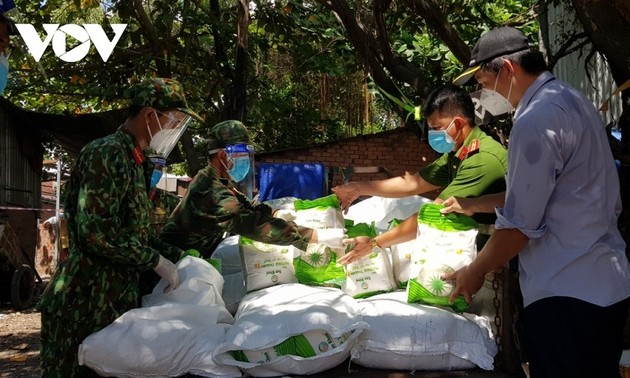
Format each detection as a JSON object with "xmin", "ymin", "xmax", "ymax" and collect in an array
[{"xmin": 257, "ymin": 162, "xmax": 327, "ymax": 202}]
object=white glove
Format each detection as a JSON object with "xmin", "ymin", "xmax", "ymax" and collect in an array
[
  {"xmin": 315, "ymin": 228, "xmax": 345, "ymax": 248},
  {"xmin": 154, "ymin": 255, "xmax": 179, "ymax": 293},
  {"xmin": 274, "ymin": 209, "xmax": 297, "ymax": 222}
]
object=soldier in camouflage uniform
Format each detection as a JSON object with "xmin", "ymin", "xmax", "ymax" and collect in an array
[
  {"xmin": 37, "ymin": 78, "xmax": 203, "ymax": 378},
  {"xmin": 160, "ymin": 120, "xmax": 345, "ymax": 257}
]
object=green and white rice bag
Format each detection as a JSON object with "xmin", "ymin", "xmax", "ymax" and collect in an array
[
  {"xmin": 292, "ymin": 195, "xmax": 346, "ymax": 287},
  {"xmin": 407, "ymin": 203, "xmax": 478, "ymax": 313},
  {"xmin": 293, "ymin": 195, "xmax": 345, "ymax": 229},
  {"xmin": 240, "ymin": 236, "xmax": 297, "ymax": 292},
  {"xmin": 233, "ymin": 329, "xmax": 354, "ymax": 364},
  {"xmin": 293, "ymin": 243, "xmax": 346, "ymax": 287},
  {"xmin": 388, "ymin": 218, "xmax": 418, "ymax": 288},
  {"xmin": 342, "ymin": 222, "xmax": 396, "ymax": 299}
]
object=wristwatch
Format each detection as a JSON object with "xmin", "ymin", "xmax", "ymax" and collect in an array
[{"xmin": 370, "ymin": 238, "xmax": 381, "ymax": 249}]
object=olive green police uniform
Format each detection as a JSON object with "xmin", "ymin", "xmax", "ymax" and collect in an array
[
  {"xmin": 420, "ymin": 126, "xmax": 508, "ymax": 243},
  {"xmin": 421, "ymin": 126, "xmax": 507, "ymax": 200}
]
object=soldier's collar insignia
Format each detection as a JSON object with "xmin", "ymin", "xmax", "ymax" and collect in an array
[{"xmin": 132, "ymin": 145, "xmax": 146, "ymax": 165}]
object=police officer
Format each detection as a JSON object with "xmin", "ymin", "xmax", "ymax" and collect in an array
[
  {"xmin": 160, "ymin": 120, "xmax": 346, "ymax": 258},
  {"xmin": 38, "ymin": 78, "xmax": 202, "ymax": 378},
  {"xmin": 335, "ymin": 85, "xmax": 507, "ymax": 264}
]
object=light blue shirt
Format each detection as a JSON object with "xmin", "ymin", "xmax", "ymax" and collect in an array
[{"xmin": 495, "ymin": 71, "xmax": 630, "ymax": 307}]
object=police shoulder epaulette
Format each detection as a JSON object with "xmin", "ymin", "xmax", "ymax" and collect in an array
[{"xmin": 457, "ymin": 139, "xmax": 480, "ymax": 160}]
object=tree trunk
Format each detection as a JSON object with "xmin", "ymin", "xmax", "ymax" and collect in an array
[
  {"xmin": 228, "ymin": 0, "xmax": 250, "ymax": 121},
  {"xmin": 570, "ymin": 0, "xmax": 630, "ymax": 254}
]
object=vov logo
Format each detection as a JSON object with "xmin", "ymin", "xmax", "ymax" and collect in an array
[{"xmin": 15, "ymin": 24, "xmax": 127, "ymax": 63}]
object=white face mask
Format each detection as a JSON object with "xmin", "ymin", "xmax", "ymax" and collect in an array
[
  {"xmin": 146, "ymin": 110, "xmax": 192, "ymax": 158},
  {"xmin": 471, "ymin": 67, "xmax": 514, "ymax": 116}
]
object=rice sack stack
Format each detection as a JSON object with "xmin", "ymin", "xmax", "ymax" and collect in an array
[
  {"xmin": 342, "ymin": 222, "xmax": 396, "ymax": 299},
  {"xmin": 388, "ymin": 218, "xmax": 419, "ymax": 288},
  {"xmin": 213, "ymin": 283, "xmax": 368, "ymax": 377},
  {"xmin": 292, "ymin": 195, "xmax": 346, "ymax": 287},
  {"xmin": 407, "ymin": 203, "xmax": 478, "ymax": 313},
  {"xmin": 79, "ymin": 257, "xmax": 241, "ymax": 377}
]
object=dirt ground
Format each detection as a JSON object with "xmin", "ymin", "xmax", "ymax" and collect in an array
[{"xmin": 0, "ymin": 305, "xmax": 41, "ymax": 378}]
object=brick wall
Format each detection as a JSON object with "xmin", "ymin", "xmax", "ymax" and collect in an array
[{"xmin": 257, "ymin": 127, "xmax": 441, "ymax": 198}]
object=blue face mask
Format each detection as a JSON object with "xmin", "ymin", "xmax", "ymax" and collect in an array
[
  {"xmin": 150, "ymin": 169, "xmax": 163, "ymax": 188},
  {"xmin": 0, "ymin": 55, "xmax": 9, "ymax": 95},
  {"xmin": 428, "ymin": 119, "xmax": 458, "ymax": 154},
  {"xmin": 228, "ymin": 156, "xmax": 250, "ymax": 182}
]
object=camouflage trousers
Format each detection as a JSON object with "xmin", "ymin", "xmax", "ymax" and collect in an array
[{"xmin": 40, "ymin": 310, "xmax": 102, "ymax": 378}]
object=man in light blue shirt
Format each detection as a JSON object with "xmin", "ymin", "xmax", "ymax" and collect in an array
[{"xmin": 446, "ymin": 26, "xmax": 630, "ymax": 377}]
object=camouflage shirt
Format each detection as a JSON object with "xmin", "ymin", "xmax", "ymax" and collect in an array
[
  {"xmin": 37, "ymin": 128, "xmax": 183, "ymax": 324},
  {"xmin": 160, "ymin": 164, "xmax": 311, "ymax": 257}
]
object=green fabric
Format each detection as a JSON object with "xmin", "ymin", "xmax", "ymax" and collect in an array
[{"xmin": 420, "ymin": 126, "xmax": 507, "ymax": 200}]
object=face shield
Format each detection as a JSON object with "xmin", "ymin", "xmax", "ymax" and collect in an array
[
  {"xmin": 225, "ymin": 143, "xmax": 256, "ymax": 200},
  {"xmin": 147, "ymin": 109, "xmax": 192, "ymax": 158}
]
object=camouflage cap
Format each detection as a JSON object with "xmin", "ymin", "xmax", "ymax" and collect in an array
[
  {"xmin": 206, "ymin": 120, "xmax": 252, "ymax": 153},
  {"xmin": 131, "ymin": 78, "xmax": 203, "ymax": 122}
]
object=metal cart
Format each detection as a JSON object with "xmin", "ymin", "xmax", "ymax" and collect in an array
[{"xmin": 0, "ymin": 220, "xmax": 43, "ymax": 310}]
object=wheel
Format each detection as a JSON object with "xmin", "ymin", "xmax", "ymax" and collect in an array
[{"xmin": 11, "ymin": 264, "xmax": 35, "ymax": 310}]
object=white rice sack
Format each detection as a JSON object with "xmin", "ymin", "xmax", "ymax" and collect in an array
[
  {"xmin": 342, "ymin": 246, "xmax": 396, "ymax": 299},
  {"xmin": 263, "ymin": 196, "xmax": 298, "ymax": 211},
  {"xmin": 293, "ymin": 195, "xmax": 345, "ymax": 229},
  {"xmin": 79, "ymin": 304, "xmax": 238, "ymax": 378},
  {"xmin": 407, "ymin": 203, "xmax": 478, "ymax": 313},
  {"xmin": 222, "ymin": 271, "xmax": 246, "ymax": 316},
  {"xmin": 213, "ymin": 283, "xmax": 369, "ymax": 377},
  {"xmin": 240, "ymin": 236, "xmax": 298, "ymax": 292},
  {"xmin": 212, "ymin": 235, "xmax": 247, "ymax": 314},
  {"xmin": 390, "ymin": 239, "xmax": 418, "ymax": 288},
  {"xmin": 344, "ymin": 195, "xmax": 432, "ymax": 232},
  {"xmin": 142, "ymin": 256, "xmax": 225, "ymax": 308},
  {"xmin": 352, "ymin": 291, "xmax": 497, "ymax": 371}
]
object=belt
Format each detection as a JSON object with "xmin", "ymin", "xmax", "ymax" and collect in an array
[{"xmin": 478, "ymin": 223, "xmax": 496, "ymax": 236}]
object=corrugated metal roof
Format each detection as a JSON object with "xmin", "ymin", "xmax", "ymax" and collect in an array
[
  {"xmin": 546, "ymin": 3, "xmax": 621, "ymax": 126},
  {"xmin": 0, "ymin": 108, "xmax": 41, "ymax": 209}
]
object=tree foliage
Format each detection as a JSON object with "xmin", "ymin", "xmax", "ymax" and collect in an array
[
  {"xmin": 6, "ymin": 1, "xmax": 538, "ymax": 159},
  {"xmin": 7, "ymin": 1, "xmax": 630, "ymax": 180}
]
